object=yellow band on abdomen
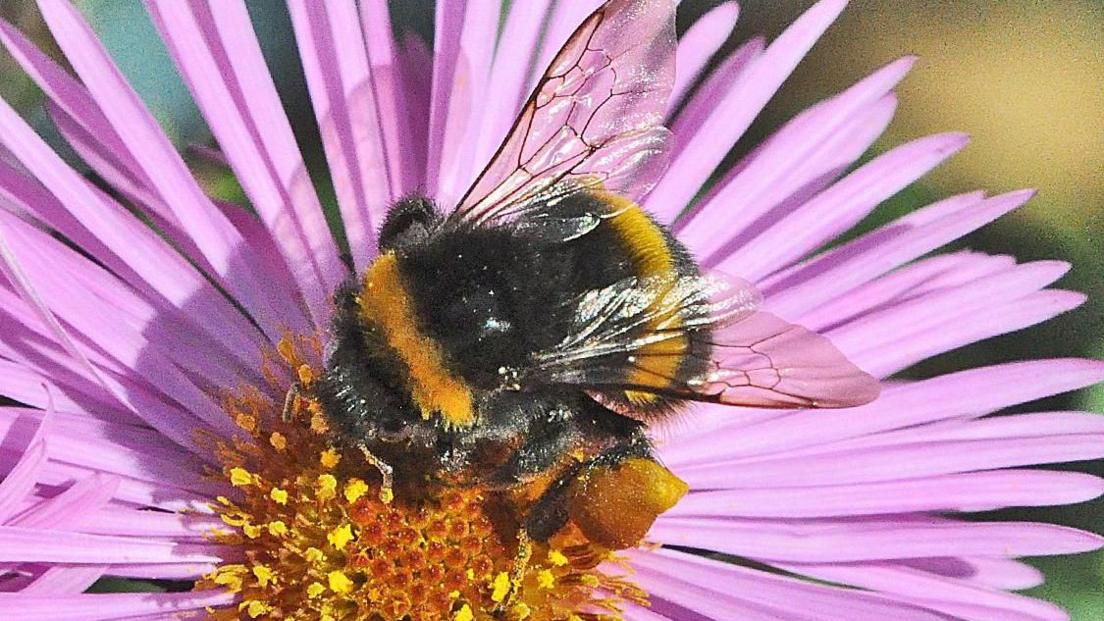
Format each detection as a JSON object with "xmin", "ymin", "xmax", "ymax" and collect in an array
[{"xmin": 597, "ymin": 192, "xmax": 687, "ymax": 405}]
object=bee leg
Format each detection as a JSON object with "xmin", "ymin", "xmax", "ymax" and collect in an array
[
  {"xmin": 356, "ymin": 444, "xmax": 394, "ymax": 504},
  {"xmin": 520, "ymin": 441, "xmax": 689, "ymax": 551},
  {"xmin": 492, "ymin": 528, "xmax": 533, "ymax": 614},
  {"xmin": 281, "ymin": 381, "xmax": 303, "ymax": 423}
]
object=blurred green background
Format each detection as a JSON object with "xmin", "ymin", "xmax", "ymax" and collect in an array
[{"xmin": 1, "ymin": 0, "xmax": 1100, "ymax": 616}]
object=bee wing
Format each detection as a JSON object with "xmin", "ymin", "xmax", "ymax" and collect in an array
[
  {"xmin": 531, "ymin": 273, "xmax": 881, "ymax": 410},
  {"xmin": 686, "ymin": 308, "xmax": 882, "ymax": 409},
  {"xmin": 451, "ymin": 0, "xmax": 676, "ymax": 228}
]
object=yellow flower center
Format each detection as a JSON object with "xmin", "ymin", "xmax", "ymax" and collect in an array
[{"xmin": 197, "ymin": 336, "xmax": 647, "ymax": 620}]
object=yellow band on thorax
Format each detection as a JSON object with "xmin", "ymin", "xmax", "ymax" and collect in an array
[{"xmin": 359, "ymin": 253, "xmax": 474, "ymax": 428}]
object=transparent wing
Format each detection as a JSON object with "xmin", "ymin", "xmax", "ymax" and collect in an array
[
  {"xmin": 451, "ymin": 0, "xmax": 676, "ymax": 227},
  {"xmin": 529, "ymin": 272, "xmax": 881, "ymax": 410}
]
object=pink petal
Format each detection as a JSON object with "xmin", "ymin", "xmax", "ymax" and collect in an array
[
  {"xmin": 0, "ymin": 210, "xmax": 238, "ymax": 438},
  {"xmin": 677, "ymin": 433, "xmax": 1104, "ymax": 489},
  {"xmin": 712, "ymin": 132, "xmax": 969, "ymax": 278},
  {"xmin": 662, "ymin": 359, "xmax": 1104, "ymax": 465},
  {"xmin": 287, "ymin": 0, "xmax": 388, "ymax": 271},
  {"xmin": 0, "ymin": 411, "xmax": 216, "ymax": 500},
  {"xmin": 0, "ymin": 591, "xmax": 233, "ymax": 621},
  {"xmin": 74, "ymin": 506, "xmax": 219, "ymax": 540},
  {"xmin": 147, "ymin": 0, "xmax": 345, "ymax": 327},
  {"xmin": 0, "ymin": 526, "xmax": 226, "ymax": 564},
  {"xmin": 647, "ymin": 0, "xmax": 848, "ymax": 218},
  {"xmin": 0, "ymin": 234, "xmax": 212, "ymax": 453},
  {"xmin": 0, "ymin": 361, "xmax": 113, "ymax": 418},
  {"xmin": 10, "ymin": 473, "xmax": 120, "ymax": 530},
  {"xmin": 658, "ymin": 36, "xmax": 763, "ymax": 191},
  {"xmin": 676, "ymin": 57, "xmax": 915, "ymax": 251},
  {"xmin": 93, "ymin": 562, "xmax": 216, "ymax": 580},
  {"xmin": 839, "ymin": 289, "xmax": 1085, "ymax": 377},
  {"xmin": 43, "ymin": 102, "xmax": 233, "ymax": 288},
  {"xmin": 35, "ymin": 0, "xmax": 285, "ymax": 339},
  {"xmin": 776, "ymin": 561, "xmax": 1068, "ymax": 621},
  {"xmin": 763, "ymin": 190, "xmax": 1034, "ymax": 318},
  {"xmin": 427, "ymin": 0, "xmax": 501, "ymax": 206},
  {"xmin": 0, "ymin": 21, "xmax": 169, "ymax": 225},
  {"xmin": 471, "ymin": 0, "xmax": 555, "ymax": 170},
  {"xmin": 668, "ymin": 470, "xmax": 1104, "ymax": 518},
  {"xmin": 359, "ymin": 0, "xmax": 422, "ymax": 194},
  {"xmin": 0, "ymin": 92, "xmax": 265, "ymax": 373},
  {"xmin": 0, "ymin": 205, "xmax": 260, "ymax": 389},
  {"xmin": 670, "ymin": 2, "xmax": 740, "ymax": 109},
  {"xmin": 629, "ymin": 548, "xmax": 948, "ymax": 621},
  {"xmin": 902, "ymin": 556, "xmax": 1045, "ymax": 591},
  {"xmin": 0, "ymin": 404, "xmax": 50, "ymax": 523},
  {"xmin": 18, "ymin": 565, "xmax": 107, "ymax": 595},
  {"xmin": 649, "ymin": 517, "xmax": 1104, "ymax": 562},
  {"xmin": 796, "ymin": 250, "xmax": 1012, "ymax": 331}
]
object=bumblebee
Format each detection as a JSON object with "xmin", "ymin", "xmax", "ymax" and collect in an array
[{"xmin": 308, "ymin": 0, "xmax": 880, "ymax": 552}]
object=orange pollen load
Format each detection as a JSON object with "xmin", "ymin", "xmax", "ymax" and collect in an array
[{"xmin": 196, "ymin": 335, "xmax": 648, "ymax": 621}]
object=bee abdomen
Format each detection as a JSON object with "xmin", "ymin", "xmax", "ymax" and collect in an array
[{"xmin": 579, "ymin": 190, "xmax": 709, "ymax": 415}]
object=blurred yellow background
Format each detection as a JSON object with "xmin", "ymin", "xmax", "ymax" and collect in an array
[{"xmin": 794, "ymin": 0, "xmax": 1104, "ymax": 229}]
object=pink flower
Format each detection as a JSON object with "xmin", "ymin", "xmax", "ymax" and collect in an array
[{"xmin": 0, "ymin": 0, "xmax": 1100, "ymax": 619}]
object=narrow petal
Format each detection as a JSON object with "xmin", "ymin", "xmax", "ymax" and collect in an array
[
  {"xmin": 0, "ymin": 92, "xmax": 265, "ymax": 372},
  {"xmin": 287, "ymin": 0, "xmax": 388, "ymax": 270},
  {"xmin": 147, "ymin": 0, "xmax": 345, "ymax": 327},
  {"xmin": 0, "ymin": 21, "xmax": 169, "ymax": 225},
  {"xmin": 359, "ymin": 0, "xmax": 422, "ymax": 194},
  {"xmin": 0, "ymin": 591, "xmax": 233, "ymax": 621},
  {"xmin": 18, "ymin": 565, "xmax": 107, "ymax": 595},
  {"xmin": 472, "ymin": 0, "xmax": 555, "ymax": 169},
  {"xmin": 711, "ymin": 132, "xmax": 969, "ymax": 277},
  {"xmin": 35, "ymin": 0, "xmax": 285, "ymax": 339},
  {"xmin": 670, "ymin": 2, "xmax": 740, "ymax": 109},
  {"xmin": 680, "ymin": 92, "xmax": 899, "ymax": 247},
  {"xmin": 0, "ymin": 361, "xmax": 113, "ymax": 418},
  {"xmin": 0, "ymin": 222, "xmax": 217, "ymax": 453},
  {"xmin": 0, "ymin": 527, "xmax": 226, "ymax": 564},
  {"xmin": 0, "ymin": 210, "xmax": 239, "ymax": 438},
  {"xmin": 900, "ymin": 556, "xmax": 1045, "ymax": 591},
  {"xmin": 647, "ymin": 0, "xmax": 848, "ymax": 217},
  {"xmin": 662, "ymin": 359, "xmax": 1104, "ymax": 465},
  {"xmin": 427, "ymin": 0, "xmax": 501, "ymax": 206},
  {"xmin": 838, "ymin": 289, "xmax": 1085, "ymax": 377},
  {"xmin": 676, "ymin": 57, "xmax": 915, "ymax": 249},
  {"xmin": 649, "ymin": 517, "xmax": 1104, "ymax": 562},
  {"xmin": 659, "ymin": 36, "xmax": 763, "ymax": 180},
  {"xmin": 677, "ymin": 434, "xmax": 1104, "ymax": 489},
  {"xmin": 668, "ymin": 470, "xmax": 1104, "ymax": 518},
  {"xmin": 0, "ymin": 404, "xmax": 50, "ymax": 523},
  {"xmin": 776, "ymin": 561, "xmax": 1069, "ymax": 621},
  {"xmin": 629, "ymin": 548, "xmax": 949, "ymax": 621},
  {"xmin": 796, "ymin": 250, "xmax": 1011, "ymax": 332},
  {"xmin": 0, "ymin": 206, "xmax": 259, "ymax": 390},
  {"xmin": 763, "ymin": 190, "xmax": 1034, "ymax": 318}
]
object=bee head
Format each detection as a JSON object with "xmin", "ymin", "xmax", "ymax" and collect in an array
[{"xmin": 379, "ymin": 196, "xmax": 441, "ymax": 252}]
